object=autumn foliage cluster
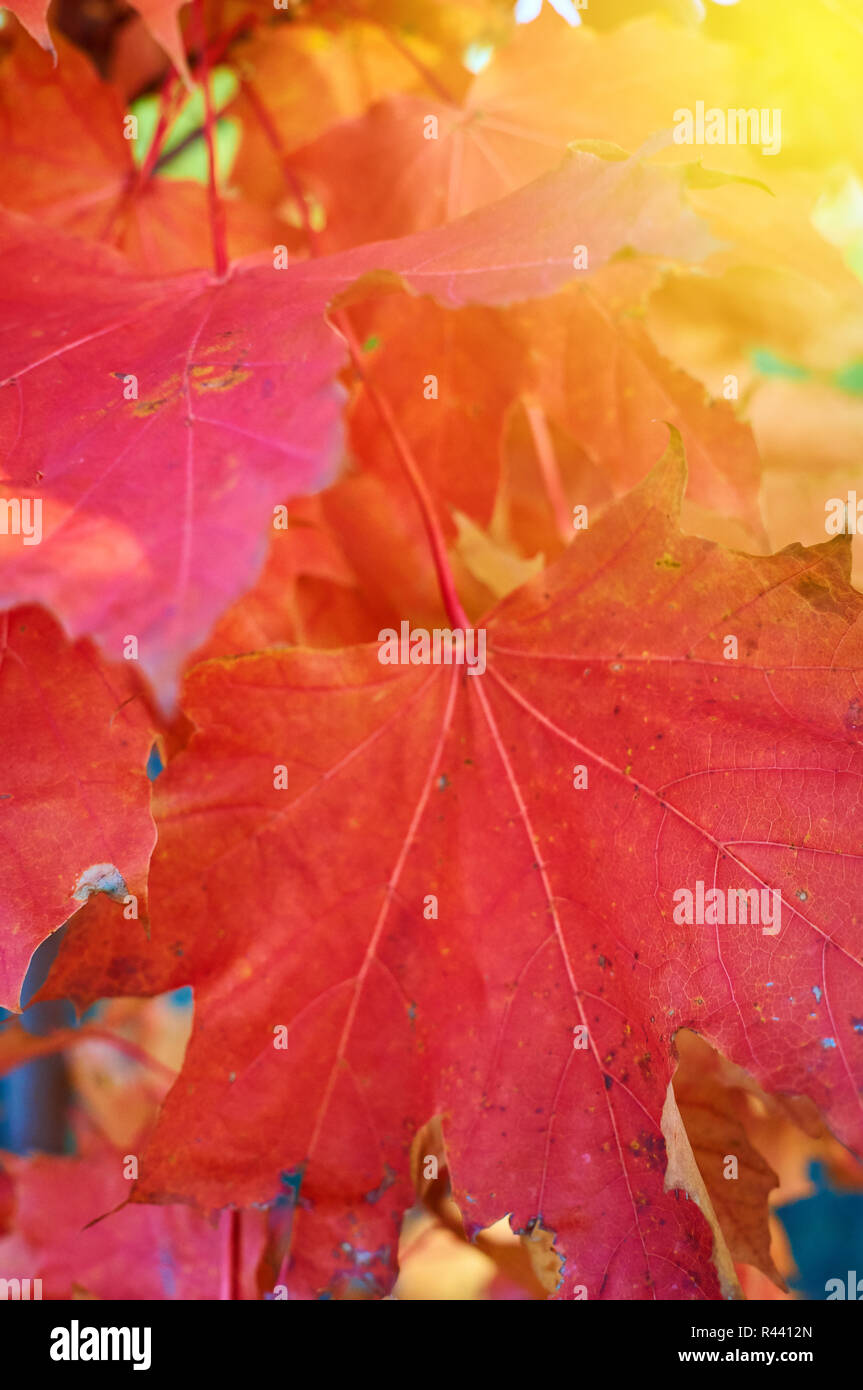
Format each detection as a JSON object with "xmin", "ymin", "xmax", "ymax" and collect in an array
[{"xmin": 1, "ymin": 0, "xmax": 863, "ymax": 1301}]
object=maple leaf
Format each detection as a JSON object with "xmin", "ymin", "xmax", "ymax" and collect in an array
[
  {"xmin": 42, "ymin": 436, "xmax": 863, "ymax": 1298},
  {"xmin": 0, "ymin": 149, "xmax": 713, "ymax": 697},
  {"xmin": 0, "ymin": 606, "xmax": 154, "ymax": 1013},
  {"xmin": 0, "ymin": 28, "xmax": 286, "ymax": 275},
  {"xmin": 4, "ymin": 0, "xmax": 861, "ymax": 1307},
  {"xmin": 228, "ymin": 11, "xmax": 460, "ymax": 216},
  {"xmin": 283, "ymin": 13, "xmax": 739, "ymax": 250}
]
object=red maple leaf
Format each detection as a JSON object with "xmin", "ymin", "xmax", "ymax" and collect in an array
[
  {"xmin": 0, "ymin": 150, "xmax": 713, "ymax": 696},
  {"xmin": 3, "ymin": 0, "xmax": 861, "ymax": 1309},
  {"xmin": 43, "ymin": 440, "xmax": 863, "ymax": 1297}
]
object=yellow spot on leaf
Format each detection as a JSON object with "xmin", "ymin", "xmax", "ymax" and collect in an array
[{"xmin": 190, "ymin": 364, "xmax": 252, "ymax": 394}]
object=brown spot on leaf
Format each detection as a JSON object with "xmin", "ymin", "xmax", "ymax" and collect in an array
[
  {"xmin": 845, "ymin": 698, "xmax": 863, "ymax": 734},
  {"xmin": 637, "ymin": 1130, "xmax": 666, "ymax": 1172}
]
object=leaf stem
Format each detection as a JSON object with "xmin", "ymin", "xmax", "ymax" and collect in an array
[
  {"xmin": 241, "ymin": 79, "xmax": 319, "ymax": 253},
  {"xmin": 242, "ymin": 85, "xmax": 470, "ymax": 630},
  {"xmin": 100, "ymin": 13, "xmax": 253, "ymax": 256},
  {"xmin": 220, "ymin": 1209, "xmax": 242, "ymax": 1299},
  {"xmin": 151, "ymin": 98, "xmax": 236, "ymax": 175},
  {"xmin": 137, "ymin": 75, "xmax": 185, "ymax": 188},
  {"xmin": 141, "ymin": 13, "xmax": 255, "ymax": 184},
  {"xmin": 193, "ymin": 0, "xmax": 228, "ymax": 279},
  {"xmin": 335, "ymin": 313, "xmax": 470, "ymax": 630},
  {"xmin": 524, "ymin": 401, "xmax": 572, "ymax": 544}
]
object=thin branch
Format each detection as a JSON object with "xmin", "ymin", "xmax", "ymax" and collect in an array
[{"xmin": 524, "ymin": 400, "xmax": 572, "ymax": 544}]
